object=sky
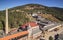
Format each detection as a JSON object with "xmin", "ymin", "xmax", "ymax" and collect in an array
[{"xmin": 0, "ymin": 0, "xmax": 63, "ymax": 10}]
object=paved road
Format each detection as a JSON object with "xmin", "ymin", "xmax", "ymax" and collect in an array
[{"xmin": 43, "ymin": 26, "xmax": 63, "ymax": 40}]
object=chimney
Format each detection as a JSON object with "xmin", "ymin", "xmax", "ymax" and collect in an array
[
  {"xmin": 29, "ymin": 24, "xmax": 31, "ymax": 28},
  {"xmin": 36, "ymin": 21, "xmax": 37, "ymax": 24},
  {"xmin": 5, "ymin": 9, "xmax": 8, "ymax": 34}
]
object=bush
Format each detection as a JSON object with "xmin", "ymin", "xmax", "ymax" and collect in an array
[{"xmin": 49, "ymin": 36, "xmax": 53, "ymax": 40}]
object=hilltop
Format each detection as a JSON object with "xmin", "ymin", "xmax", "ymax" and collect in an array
[
  {"xmin": 0, "ymin": 4, "xmax": 63, "ymax": 29},
  {"xmin": 9, "ymin": 4, "xmax": 63, "ymax": 21}
]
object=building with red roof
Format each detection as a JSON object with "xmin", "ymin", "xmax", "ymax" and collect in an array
[{"xmin": 18, "ymin": 22, "xmax": 38, "ymax": 31}]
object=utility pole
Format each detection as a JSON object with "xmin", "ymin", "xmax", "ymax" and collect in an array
[{"xmin": 5, "ymin": 9, "xmax": 8, "ymax": 34}]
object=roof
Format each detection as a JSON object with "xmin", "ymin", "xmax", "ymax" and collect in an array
[
  {"xmin": 2, "ymin": 31, "xmax": 28, "ymax": 40},
  {"xmin": 43, "ymin": 23, "xmax": 60, "ymax": 31},
  {"xmin": 21, "ymin": 22, "xmax": 38, "ymax": 28},
  {"xmin": 0, "ymin": 38, "xmax": 3, "ymax": 40}
]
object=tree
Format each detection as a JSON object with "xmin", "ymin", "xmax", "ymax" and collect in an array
[
  {"xmin": 49, "ymin": 36, "xmax": 53, "ymax": 40},
  {"xmin": 0, "ymin": 22, "xmax": 3, "ymax": 29}
]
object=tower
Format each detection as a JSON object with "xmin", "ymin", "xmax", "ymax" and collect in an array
[{"xmin": 5, "ymin": 9, "xmax": 8, "ymax": 34}]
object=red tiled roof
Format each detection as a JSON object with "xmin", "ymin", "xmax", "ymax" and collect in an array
[
  {"xmin": 0, "ymin": 38, "xmax": 3, "ymax": 40},
  {"xmin": 21, "ymin": 22, "xmax": 38, "ymax": 28},
  {"xmin": 2, "ymin": 31, "xmax": 28, "ymax": 40}
]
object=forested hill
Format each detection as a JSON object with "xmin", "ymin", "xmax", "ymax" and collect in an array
[
  {"xmin": 0, "ymin": 4, "xmax": 63, "ymax": 29},
  {"xmin": 10, "ymin": 4, "xmax": 63, "ymax": 21}
]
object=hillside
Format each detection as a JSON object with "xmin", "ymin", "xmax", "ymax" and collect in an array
[
  {"xmin": 38, "ymin": 13, "xmax": 60, "ymax": 22},
  {"xmin": 10, "ymin": 4, "xmax": 63, "ymax": 21},
  {"xmin": 0, "ymin": 4, "xmax": 63, "ymax": 29}
]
